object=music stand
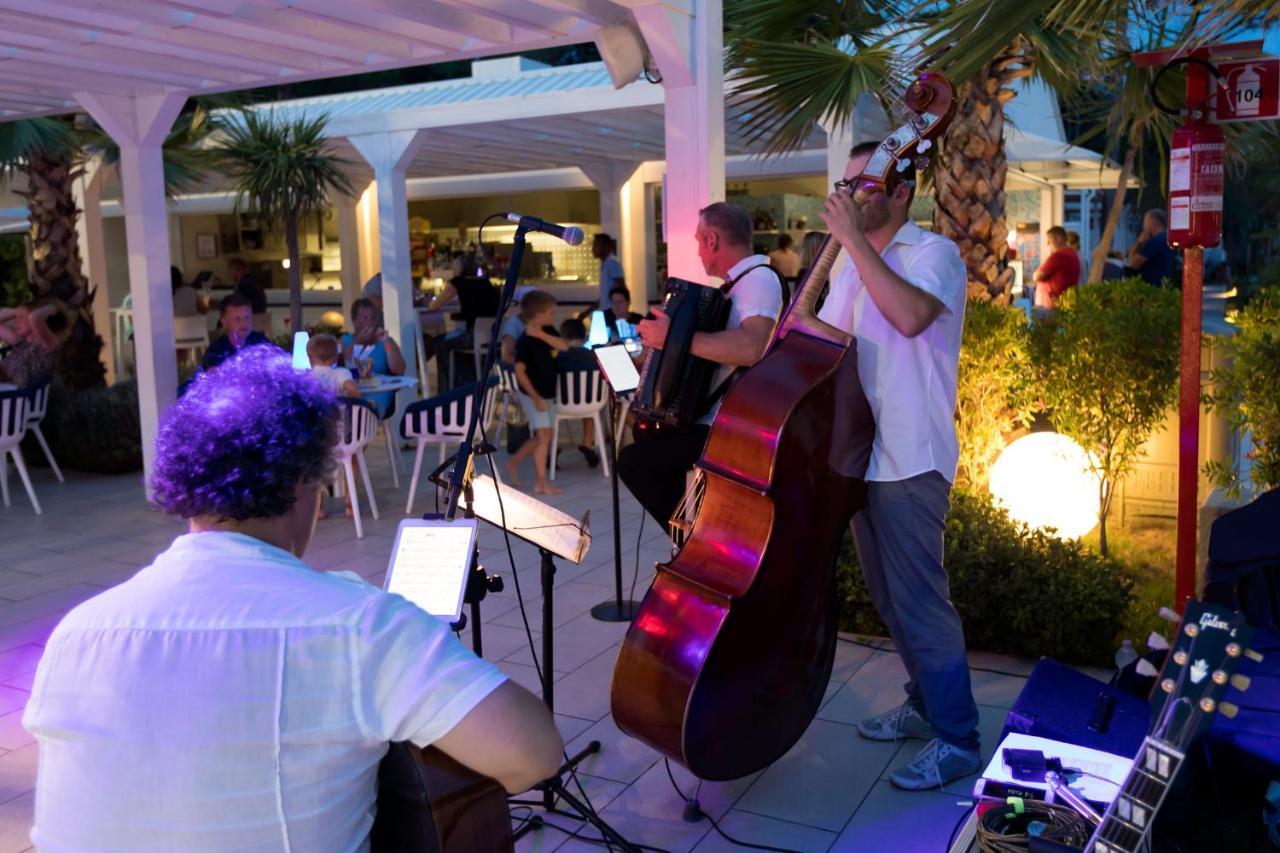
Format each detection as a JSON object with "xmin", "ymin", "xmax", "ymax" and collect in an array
[
  {"xmin": 433, "ymin": 473, "xmax": 638, "ymax": 851},
  {"xmin": 589, "ymin": 344, "xmax": 644, "ymax": 623}
]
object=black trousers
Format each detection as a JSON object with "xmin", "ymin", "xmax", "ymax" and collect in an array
[{"xmin": 618, "ymin": 425, "xmax": 711, "ymax": 527}]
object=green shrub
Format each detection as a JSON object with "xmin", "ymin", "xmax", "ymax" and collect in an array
[
  {"xmin": 1029, "ymin": 279, "xmax": 1180, "ymax": 554},
  {"xmin": 955, "ymin": 300, "xmax": 1034, "ymax": 490},
  {"xmin": 23, "ymin": 378, "xmax": 142, "ymax": 474},
  {"xmin": 836, "ymin": 490, "xmax": 1134, "ymax": 666},
  {"xmin": 1204, "ymin": 286, "xmax": 1280, "ymax": 496}
]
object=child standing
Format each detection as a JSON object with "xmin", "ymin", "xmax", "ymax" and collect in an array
[{"xmin": 506, "ymin": 291, "xmax": 564, "ymax": 495}]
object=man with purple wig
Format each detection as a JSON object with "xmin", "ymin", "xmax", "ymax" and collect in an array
[{"xmin": 24, "ymin": 348, "xmax": 562, "ymax": 851}]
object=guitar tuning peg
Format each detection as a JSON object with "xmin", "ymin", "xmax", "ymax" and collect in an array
[
  {"xmin": 1219, "ymin": 701, "xmax": 1239, "ymax": 718},
  {"xmin": 1158, "ymin": 607, "xmax": 1180, "ymax": 623},
  {"xmin": 1245, "ymin": 649, "xmax": 1264, "ymax": 663},
  {"xmin": 1136, "ymin": 659, "xmax": 1158, "ymax": 677},
  {"xmin": 1230, "ymin": 674, "xmax": 1252, "ymax": 691},
  {"xmin": 1147, "ymin": 631, "xmax": 1170, "ymax": 651}
]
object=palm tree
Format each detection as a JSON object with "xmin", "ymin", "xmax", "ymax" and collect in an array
[
  {"xmin": 0, "ymin": 117, "xmax": 104, "ymax": 389},
  {"xmin": 216, "ymin": 110, "xmax": 354, "ymax": 334}
]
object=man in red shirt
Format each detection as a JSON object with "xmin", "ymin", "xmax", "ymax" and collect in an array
[{"xmin": 1033, "ymin": 226, "xmax": 1081, "ymax": 308}]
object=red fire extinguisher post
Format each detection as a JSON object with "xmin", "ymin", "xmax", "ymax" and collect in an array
[{"xmin": 1133, "ymin": 41, "xmax": 1262, "ymax": 610}]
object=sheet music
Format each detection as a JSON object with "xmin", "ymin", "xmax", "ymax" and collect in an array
[
  {"xmin": 384, "ymin": 520, "xmax": 478, "ymax": 620},
  {"xmin": 466, "ymin": 474, "xmax": 591, "ymax": 564}
]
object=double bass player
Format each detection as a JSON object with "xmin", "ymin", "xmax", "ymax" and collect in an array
[{"xmin": 816, "ymin": 141, "xmax": 982, "ymax": 790}]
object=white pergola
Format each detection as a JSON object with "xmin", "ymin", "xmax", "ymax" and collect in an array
[{"xmin": 0, "ymin": 0, "xmax": 722, "ymax": 483}]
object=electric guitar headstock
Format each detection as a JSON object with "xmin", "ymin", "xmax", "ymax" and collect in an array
[
  {"xmin": 851, "ymin": 73, "xmax": 956, "ymax": 206},
  {"xmin": 1087, "ymin": 600, "xmax": 1260, "ymax": 853}
]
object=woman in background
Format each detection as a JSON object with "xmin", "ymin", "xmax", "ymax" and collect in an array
[{"xmin": 0, "ymin": 302, "xmax": 66, "ymax": 387}]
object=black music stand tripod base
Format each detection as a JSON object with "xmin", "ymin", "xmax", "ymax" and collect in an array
[{"xmin": 508, "ymin": 548, "xmax": 640, "ymax": 853}]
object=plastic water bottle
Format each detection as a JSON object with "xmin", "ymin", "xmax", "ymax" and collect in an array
[{"xmin": 1114, "ymin": 639, "xmax": 1138, "ymax": 681}]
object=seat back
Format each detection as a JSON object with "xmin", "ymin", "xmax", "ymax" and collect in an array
[
  {"xmin": 555, "ymin": 369, "xmax": 607, "ymax": 416},
  {"xmin": 337, "ymin": 397, "xmax": 379, "ymax": 454},
  {"xmin": 0, "ymin": 389, "xmax": 29, "ymax": 448},
  {"xmin": 24, "ymin": 378, "xmax": 51, "ymax": 424},
  {"xmin": 496, "ymin": 362, "xmax": 519, "ymax": 395},
  {"xmin": 174, "ymin": 315, "xmax": 210, "ymax": 348},
  {"xmin": 401, "ymin": 378, "xmax": 497, "ymax": 441}
]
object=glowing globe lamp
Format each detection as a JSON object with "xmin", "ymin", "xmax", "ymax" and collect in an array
[
  {"xmin": 320, "ymin": 310, "xmax": 346, "ymax": 330},
  {"xmin": 989, "ymin": 432, "xmax": 1100, "ymax": 540}
]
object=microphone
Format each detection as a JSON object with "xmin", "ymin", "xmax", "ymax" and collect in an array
[{"xmin": 504, "ymin": 213, "xmax": 585, "ymax": 246}]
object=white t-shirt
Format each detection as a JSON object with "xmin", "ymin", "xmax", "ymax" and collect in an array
[
  {"xmin": 598, "ymin": 255, "xmax": 625, "ymax": 307},
  {"xmin": 312, "ymin": 363, "xmax": 355, "ymax": 396},
  {"xmin": 24, "ymin": 531, "xmax": 507, "ymax": 852},
  {"xmin": 698, "ymin": 254, "xmax": 785, "ymax": 426},
  {"xmin": 817, "ymin": 222, "xmax": 967, "ymax": 483}
]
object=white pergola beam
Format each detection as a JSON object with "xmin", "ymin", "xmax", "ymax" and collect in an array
[
  {"xmin": 631, "ymin": 3, "xmax": 693, "ymax": 87},
  {"xmin": 297, "ymin": 0, "xmax": 514, "ymax": 47},
  {"xmin": 529, "ymin": 0, "xmax": 629, "ymax": 26},
  {"xmin": 75, "ymin": 89, "xmax": 187, "ymax": 486}
]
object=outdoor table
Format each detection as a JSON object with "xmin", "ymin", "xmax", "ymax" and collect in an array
[{"xmin": 356, "ymin": 375, "xmax": 418, "ymax": 395}]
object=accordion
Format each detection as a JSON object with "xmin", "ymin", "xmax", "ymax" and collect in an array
[{"xmin": 632, "ymin": 278, "xmax": 732, "ymax": 430}]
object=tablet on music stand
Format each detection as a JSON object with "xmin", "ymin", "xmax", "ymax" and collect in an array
[
  {"xmin": 383, "ymin": 518, "xmax": 479, "ymax": 622},
  {"xmin": 594, "ymin": 343, "xmax": 639, "ymax": 394}
]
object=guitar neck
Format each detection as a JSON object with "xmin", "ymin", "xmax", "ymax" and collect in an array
[{"xmin": 1085, "ymin": 737, "xmax": 1184, "ymax": 853}]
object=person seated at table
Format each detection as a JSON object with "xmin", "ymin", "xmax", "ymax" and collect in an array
[
  {"xmin": 557, "ymin": 318, "xmax": 600, "ymax": 470},
  {"xmin": 341, "ymin": 297, "xmax": 406, "ymax": 417},
  {"xmin": 226, "ymin": 258, "xmax": 269, "ymax": 332},
  {"xmin": 0, "ymin": 302, "xmax": 67, "ymax": 387},
  {"xmin": 202, "ymin": 293, "xmax": 272, "ymax": 371},
  {"xmin": 23, "ymin": 347, "xmax": 563, "ymax": 851},
  {"xmin": 423, "ymin": 257, "xmax": 501, "ymax": 390},
  {"xmin": 308, "ymin": 333, "xmax": 360, "ymax": 399},
  {"xmin": 603, "ymin": 286, "xmax": 644, "ymax": 341},
  {"xmin": 505, "ymin": 291, "xmax": 564, "ymax": 495},
  {"xmin": 171, "ymin": 266, "xmax": 209, "ymax": 317}
]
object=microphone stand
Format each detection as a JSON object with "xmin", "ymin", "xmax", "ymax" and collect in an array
[{"xmin": 440, "ymin": 223, "xmax": 638, "ymax": 852}]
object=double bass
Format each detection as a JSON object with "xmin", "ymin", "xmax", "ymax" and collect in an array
[{"xmin": 610, "ymin": 74, "xmax": 956, "ymax": 781}]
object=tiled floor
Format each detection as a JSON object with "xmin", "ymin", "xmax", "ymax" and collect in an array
[{"xmin": 0, "ymin": 439, "xmax": 1046, "ymax": 852}]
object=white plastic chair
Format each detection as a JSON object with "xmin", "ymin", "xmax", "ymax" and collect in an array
[
  {"xmin": 0, "ymin": 389, "xmax": 40, "ymax": 514},
  {"xmin": 335, "ymin": 397, "xmax": 380, "ymax": 539},
  {"xmin": 174, "ymin": 315, "xmax": 210, "ymax": 367},
  {"xmin": 401, "ymin": 378, "xmax": 498, "ymax": 515},
  {"xmin": 24, "ymin": 379, "xmax": 62, "ymax": 483},
  {"xmin": 491, "ymin": 361, "xmax": 521, "ymax": 447},
  {"xmin": 448, "ymin": 319, "xmax": 496, "ymax": 390},
  {"xmin": 550, "ymin": 369, "xmax": 610, "ymax": 480}
]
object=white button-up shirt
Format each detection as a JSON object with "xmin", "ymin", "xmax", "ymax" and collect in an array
[
  {"xmin": 698, "ymin": 254, "xmax": 785, "ymax": 426},
  {"xmin": 24, "ymin": 531, "xmax": 507, "ymax": 853},
  {"xmin": 817, "ymin": 222, "xmax": 968, "ymax": 483}
]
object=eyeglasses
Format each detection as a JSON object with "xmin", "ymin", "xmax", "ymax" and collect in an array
[{"xmin": 834, "ymin": 178, "xmax": 856, "ymax": 192}]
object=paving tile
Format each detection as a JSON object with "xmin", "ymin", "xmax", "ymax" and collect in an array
[
  {"xmin": 0, "ymin": 712, "xmax": 34, "ymax": 752},
  {"xmin": 829, "ymin": 781, "xmax": 970, "ymax": 852},
  {"xmin": 0, "ymin": 791, "xmax": 32, "ymax": 852},
  {"xmin": 0, "ymin": 648, "xmax": 43, "ymax": 684},
  {"xmin": 0, "ymin": 745, "xmax": 37, "ymax": 806},
  {"xmin": 735, "ymin": 719, "xmax": 899, "ymax": 832},
  {"xmin": 693, "ymin": 810, "xmax": 836, "ymax": 852},
  {"xmin": 817, "ymin": 651, "xmax": 911, "ymax": 727},
  {"xmin": 564, "ymin": 715, "xmax": 660, "ymax": 786}
]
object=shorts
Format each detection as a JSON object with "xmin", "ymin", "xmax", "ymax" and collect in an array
[{"xmin": 519, "ymin": 393, "xmax": 554, "ymax": 430}]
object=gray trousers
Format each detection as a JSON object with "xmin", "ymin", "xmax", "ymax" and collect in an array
[{"xmin": 850, "ymin": 471, "xmax": 980, "ymax": 750}]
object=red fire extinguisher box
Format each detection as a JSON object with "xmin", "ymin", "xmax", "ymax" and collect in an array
[{"xmin": 1167, "ymin": 117, "xmax": 1225, "ymax": 249}]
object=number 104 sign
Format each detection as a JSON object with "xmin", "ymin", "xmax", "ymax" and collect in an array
[{"xmin": 1215, "ymin": 58, "xmax": 1280, "ymax": 122}]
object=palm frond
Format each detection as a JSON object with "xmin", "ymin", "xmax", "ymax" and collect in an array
[
  {"xmin": 215, "ymin": 108, "xmax": 355, "ymax": 231},
  {"xmin": 729, "ymin": 39, "xmax": 897, "ymax": 155},
  {"xmin": 0, "ymin": 118, "xmax": 76, "ymax": 179},
  {"xmin": 81, "ymin": 99, "xmax": 227, "ymax": 197}
]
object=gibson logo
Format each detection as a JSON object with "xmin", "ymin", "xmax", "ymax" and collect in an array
[{"xmin": 1199, "ymin": 612, "xmax": 1230, "ymax": 632}]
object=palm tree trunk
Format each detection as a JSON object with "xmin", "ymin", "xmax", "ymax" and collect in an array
[
  {"xmin": 285, "ymin": 212, "xmax": 303, "ymax": 335},
  {"xmin": 1088, "ymin": 128, "xmax": 1141, "ymax": 283},
  {"xmin": 20, "ymin": 148, "xmax": 105, "ymax": 391},
  {"xmin": 932, "ymin": 46, "xmax": 1033, "ymax": 305}
]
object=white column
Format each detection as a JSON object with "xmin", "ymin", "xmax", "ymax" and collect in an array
[
  {"xmin": 347, "ymin": 130, "xmax": 428, "ymax": 388},
  {"xmin": 619, "ymin": 171, "xmax": 652, "ymax": 308},
  {"xmin": 73, "ymin": 158, "xmax": 114, "ymax": 383},
  {"xmin": 76, "ymin": 91, "xmax": 185, "ymax": 485},
  {"xmin": 581, "ymin": 161, "xmax": 639, "ymax": 244},
  {"xmin": 636, "ymin": 0, "xmax": 724, "ymax": 283},
  {"xmin": 334, "ymin": 186, "xmax": 365, "ymax": 322}
]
